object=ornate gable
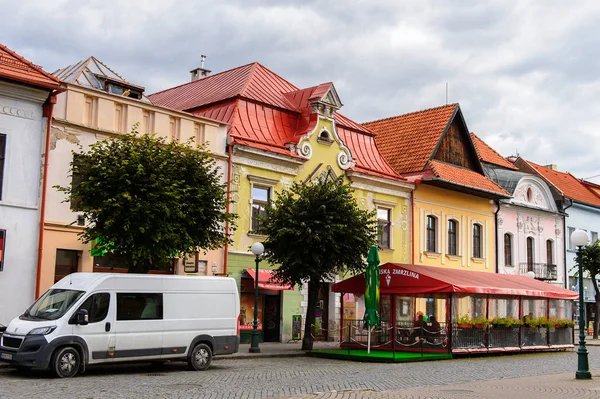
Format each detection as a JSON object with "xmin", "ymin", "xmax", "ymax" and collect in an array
[{"xmin": 309, "ymin": 83, "xmax": 343, "ymax": 118}]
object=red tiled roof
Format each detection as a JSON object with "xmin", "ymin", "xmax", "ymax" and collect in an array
[
  {"xmin": 153, "ymin": 62, "xmax": 402, "ymax": 181},
  {"xmin": 521, "ymin": 160, "xmax": 600, "ymax": 207},
  {"xmin": 426, "ymin": 160, "xmax": 510, "ymax": 196},
  {"xmin": 470, "ymin": 133, "xmax": 517, "ymax": 170},
  {"xmin": 149, "ymin": 62, "xmax": 298, "ymax": 111},
  {"xmin": 364, "ymin": 104, "xmax": 458, "ymax": 173},
  {"xmin": 0, "ymin": 43, "xmax": 60, "ymax": 90}
]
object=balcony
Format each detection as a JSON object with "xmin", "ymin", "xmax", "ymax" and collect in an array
[{"xmin": 518, "ymin": 263, "xmax": 558, "ymax": 281}]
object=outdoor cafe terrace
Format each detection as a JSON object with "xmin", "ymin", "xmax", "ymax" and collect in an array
[{"xmin": 332, "ymin": 263, "xmax": 578, "ymax": 355}]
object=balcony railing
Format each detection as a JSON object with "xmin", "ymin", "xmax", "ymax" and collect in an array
[{"xmin": 518, "ymin": 263, "xmax": 558, "ymax": 281}]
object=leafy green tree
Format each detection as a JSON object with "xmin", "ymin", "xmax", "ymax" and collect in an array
[
  {"xmin": 577, "ymin": 240, "xmax": 600, "ymax": 338},
  {"xmin": 56, "ymin": 126, "xmax": 235, "ymax": 273},
  {"xmin": 259, "ymin": 176, "xmax": 377, "ymax": 350}
]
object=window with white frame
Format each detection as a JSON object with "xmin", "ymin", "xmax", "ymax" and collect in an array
[
  {"xmin": 472, "ymin": 223, "xmax": 482, "ymax": 258},
  {"xmin": 504, "ymin": 233, "xmax": 513, "ymax": 266},
  {"xmin": 447, "ymin": 219, "xmax": 458, "ymax": 255},
  {"xmin": 546, "ymin": 239, "xmax": 554, "ymax": 265},
  {"xmin": 526, "ymin": 236, "xmax": 534, "ymax": 271},
  {"xmin": 426, "ymin": 215, "xmax": 437, "ymax": 252},
  {"xmin": 568, "ymin": 227, "xmax": 576, "ymax": 250},
  {"xmin": 592, "ymin": 231, "xmax": 599, "ymax": 244},
  {"xmin": 251, "ymin": 185, "xmax": 271, "ymax": 233},
  {"xmin": 377, "ymin": 208, "xmax": 391, "ymax": 249}
]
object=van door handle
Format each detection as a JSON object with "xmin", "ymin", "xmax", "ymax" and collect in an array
[{"xmin": 105, "ymin": 322, "xmax": 111, "ymax": 332}]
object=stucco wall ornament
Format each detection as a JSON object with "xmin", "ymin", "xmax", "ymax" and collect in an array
[
  {"xmin": 0, "ymin": 104, "xmax": 35, "ymax": 120},
  {"xmin": 337, "ymin": 149, "xmax": 353, "ymax": 170},
  {"xmin": 298, "ymin": 140, "xmax": 313, "ymax": 159}
]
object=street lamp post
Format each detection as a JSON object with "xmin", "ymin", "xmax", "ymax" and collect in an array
[
  {"xmin": 249, "ymin": 242, "xmax": 264, "ymax": 353},
  {"xmin": 571, "ymin": 229, "xmax": 592, "ymax": 380}
]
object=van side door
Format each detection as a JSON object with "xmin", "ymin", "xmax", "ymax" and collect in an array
[
  {"xmin": 112, "ymin": 293, "xmax": 163, "ymax": 361},
  {"xmin": 71, "ymin": 292, "xmax": 113, "ymax": 364}
]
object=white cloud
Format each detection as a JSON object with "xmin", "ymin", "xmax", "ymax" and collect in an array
[{"xmin": 3, "ymin": 0, "xmax": 600, "ymax": 178}]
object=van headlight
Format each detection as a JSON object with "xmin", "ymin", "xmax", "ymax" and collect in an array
[{"xmin": 28, "ymin": 326, "xmax": 57, "ymax": 335}]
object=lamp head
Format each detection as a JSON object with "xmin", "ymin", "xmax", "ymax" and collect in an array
[
  {"xmin": 571, "ymin": 229, "xmax": 590, "ymax": 247},
  {"xmin": 526, "ymin": 271, "xmax": 535, "ymax": 279},
  {"xmin": 251, "ymin": 242, "xmax": 264, "ymax": 256}
]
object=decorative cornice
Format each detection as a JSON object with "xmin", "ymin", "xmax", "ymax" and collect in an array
[
  {"xmin": 247, "ymin": 174, "xmax": 280, "ymax": 186},
  {"xmin": 0, "ymin": 104, "xmax": 36, "ymax": 120},
  {"xmin": 350, "ymin": 181, "xmax": 411, "ymax": 199},
  {"xmin": 233, "ymin": 145, "xmax": 302, "ymax": 176},
  {"xmin": 0, "ymin": 80, "xmax": 49, "ymax": 104},
  {"xmin": 347, "ymin": 171, "xmax": 414, "ymax": 193}
]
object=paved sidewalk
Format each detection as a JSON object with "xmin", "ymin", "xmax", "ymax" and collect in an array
[{"xmin": 284, "ymin": 369, "xmax": 600, "ymax": 399}]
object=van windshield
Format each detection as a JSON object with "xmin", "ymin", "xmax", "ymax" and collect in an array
[{"xmin": 20, "ymin": 289, "xmax": 85, "ymax": 321}]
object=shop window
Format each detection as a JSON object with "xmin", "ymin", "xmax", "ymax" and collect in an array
[
  {"xmin": 377, "ymin": 208, "xmax": 391, "ymax": 249},
  {"xmin": 426, "ymin": 215, "xmax": 437, "ymax": 252},
  {"xmin": 0, "ymin": 133, "xmax": 5, "ymax": 200},
  {"xmin": 472, "ymin": 224, "xmax": 482, "ymax": 258},
  {"xmin": 0, "ymin": 229, "xmax": 5, "ymax": 271},
  {"xmin": 251, "ymin": 185, "xmax": 271, "ymax": 233},
  {"xmin": 504, "ymin": 233, "xmax": 513, "ymax": 266},
  {"xmin": 117, "ymin": 293, "xmax": 163, "ymax": 320},
  {"xmin": 54, "ymin": 249, "xmax": 80, "ymax": 283},
  {"xmin": 447, "ymin": 219, "xmax": 458, "ymax": 255}
]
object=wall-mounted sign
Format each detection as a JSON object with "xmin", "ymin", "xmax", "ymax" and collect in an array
[
  {"xmin": 0, "ymin": 229, "xmax": 5, "ymax": 271},
  {"xmin": 197, "ymin": 260, "xmax": 207, "ymax": 275},
  {"xmin": 184, "ymin": 253, "xmax": 198, "ymax": 273}
]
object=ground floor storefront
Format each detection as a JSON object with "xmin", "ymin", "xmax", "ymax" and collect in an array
[{"xmin": 334, "ymin": 263, "xmax": 578, "ymax": 355}]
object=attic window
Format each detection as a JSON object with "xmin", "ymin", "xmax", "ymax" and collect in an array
[
  {"xmin": 527, "ymin": 188, "xmax": 533, "ymax": 202},
  {"xmin": 317, "ymin": 130, "xmax": 333, "ymax": 145},
  {"xmin": 105, "ymin": 83, "xmax": 142, "ymax": 100}
]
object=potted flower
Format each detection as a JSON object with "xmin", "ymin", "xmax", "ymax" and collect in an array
[
  {"xmin": 471, "ymin": 317, "xmax": 490, "ymax": 329},
  {"xmin": 491, "ymin": 316, "xmax": 519, "ymax": 328},
  {"xmin": 456, "ymin": 315, "xmax": 472, "ymax": 328},
  {"xmin": 555, "ymin": 319, "xmax": 575, "ymax": 328}
]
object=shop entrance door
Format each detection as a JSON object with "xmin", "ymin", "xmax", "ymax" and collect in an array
[
  {"xmin": 315, "ymin": 284, "xmax": 329, "ymax": 340},
  {"xmin": 263, "ymin": 293, "xmax": 281, "ymax": 342}
]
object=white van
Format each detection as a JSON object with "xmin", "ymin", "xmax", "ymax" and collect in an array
[{"xmin": 0, "ymin": 273, "xmax": 240, "ymax": 377}]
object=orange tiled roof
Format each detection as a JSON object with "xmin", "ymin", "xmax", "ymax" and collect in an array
[
  {"xmin": 151, "ymin": 62, "xmax": 401, "ymax": 181},
  {"xmin": 427, "ymin": 160, "xmax": 510, "ymax": 196},
  {"xmin": 363, "ymin": 104, "xmax": 458, "ymax": 173},
  {"xmin": 0, "ymin": 43, "xmax": 60, "ymax": 90},
  {"xmin": 521, "ymin": 160, "xmax": 600, "ymax": 207},
  {"xmin": 470, "ymin": 133, "xmax": 517, "ymax": 170}
]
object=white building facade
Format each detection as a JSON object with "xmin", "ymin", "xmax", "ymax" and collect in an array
[{"xmin": 0, "ymin": 44, "xmax": 61, "ymax": 325}]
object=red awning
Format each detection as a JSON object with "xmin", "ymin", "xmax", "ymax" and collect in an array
[
  {"xmin": 332, "ymin": 263, "xmax": 578, "ymax": 299},
  {"xmin": 245, "ymin": 268, "xmax": 293, "ymax": 291}
]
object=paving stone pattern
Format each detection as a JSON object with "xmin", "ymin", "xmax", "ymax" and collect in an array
[{"xmin": 2, "ymin": 348, "xmax": 600, "ymax": 399}]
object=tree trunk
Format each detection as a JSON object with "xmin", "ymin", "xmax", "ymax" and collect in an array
[{"xmin": 302, "ymin": 278, "xmax": 320, "ymax": 351}]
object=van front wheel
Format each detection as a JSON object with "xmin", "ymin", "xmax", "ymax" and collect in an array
[
  {"xmin": 188, "ymin": 343, "xmax": 212, "ymax": 371},
  {"xmin": 51, "ymin": 346, "xmax": 80, "ymax": 378}
]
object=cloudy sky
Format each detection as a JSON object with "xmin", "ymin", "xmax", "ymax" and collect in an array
[{"xmin": 4, "ymin": 0, "xmax": 600, "ymax": 180}]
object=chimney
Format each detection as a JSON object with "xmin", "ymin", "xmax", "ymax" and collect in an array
[
  {"xmin": 544, "ymin": 164, "xmax": 558, "ymax": 171},
  {"xmin": 190, "ymin": 55, "xmax": 211, "ymax": 81}
]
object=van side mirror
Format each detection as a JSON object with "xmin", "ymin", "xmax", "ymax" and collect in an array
[{"xmin": 75, "ymin": 309, "xmax": 89, "ymax": 325}]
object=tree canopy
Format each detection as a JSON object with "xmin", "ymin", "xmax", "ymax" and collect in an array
[
  {"xmin": 259, "ymin": 175, "xmax": 377, "ymax": 349},
  {"xmin": 578, "ymin": 240, "xmax": 600, "ymax": 338},
  {"xmin": 57, "ymin": 127, "xmax": 235, "ymax": 273}
]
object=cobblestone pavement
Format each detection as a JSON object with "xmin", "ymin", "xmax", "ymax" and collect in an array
[{"xmin": 2, "ymin": 348, "xmax": 600, "ymax": 399}]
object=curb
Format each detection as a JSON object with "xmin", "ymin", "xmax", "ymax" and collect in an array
[{"xmin": 215, "ymin": 351, "xmax": 308, "ymax": 361}]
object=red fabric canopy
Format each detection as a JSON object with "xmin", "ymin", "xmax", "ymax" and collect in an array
[
  {"xmin": 332, "ymin": 263, "xmax": 578, "ymax": 299},
  {"xmin": 245, "ymin": 268, "xmax": 293, "ymax": 291}
]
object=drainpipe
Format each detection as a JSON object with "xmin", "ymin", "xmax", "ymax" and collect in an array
[
  {"xmin": 494, "ymin": 199, "xmax": 501, "ymax": 274},
  {"xmin": 35, "ymin": 93, "xmax": 57, "ymax": 298},
  {"xmin": 562, "ymin": 197, "xmax": 573, "ymax": 289},
  {"xmin": 223, "ymin": 135, "xmax": 233, "ymax": 275},
  {"xmin": 411, "ymin": 179, "xmax": 420, "ymax": 265}
]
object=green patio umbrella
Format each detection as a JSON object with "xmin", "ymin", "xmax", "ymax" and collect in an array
[{"xmin": 363, "ymin": 245, "xmax": 380, "ymax": 354}]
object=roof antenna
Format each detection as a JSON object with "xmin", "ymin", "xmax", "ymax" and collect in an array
[{"xmin": 445, "ymin": 82, "xmax": 448, "ymax": 105}]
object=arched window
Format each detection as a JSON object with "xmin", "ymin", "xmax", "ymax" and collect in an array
[
  {"xmin": 527, "ymin": 188, "xmax": 533, "ymax": 202},
  {"xmin": 472, "ymin": 224, "xmax": 482, "ymax": 258},
  {"xmin": 447, "ymin": 220, "xmax": 458, "ymax": 255},
  {"xmin": 526, "ymin": 237, "xmax": 534, "ymax": 271},
  {"xmin": 504, "ymin": 233, "xmax": 512, "ymax": 266},
  {"xmin": 546, "ymin": 240, "xmax": 554, "ymax": 265},
  {"xmin": 426, "ymin": 216, "xmax": 437, "ymax": 252}
]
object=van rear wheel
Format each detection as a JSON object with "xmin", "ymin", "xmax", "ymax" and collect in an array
[
  {"xmin": 188, "ymin": 343, "xmax": 212, "ymax": 371},
  {"xmin": 51, "ymin": 346, "xmax": 80, "ymax": 378}
]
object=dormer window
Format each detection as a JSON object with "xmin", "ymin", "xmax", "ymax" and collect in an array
[{"xmin": 317, "ymin": 130, "xmax": 333, "ymax": 145}]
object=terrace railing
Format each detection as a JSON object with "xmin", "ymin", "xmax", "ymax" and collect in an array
[{"xmin": 518, "ymin": 262, "xmax": 558, "ymax": 281}]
